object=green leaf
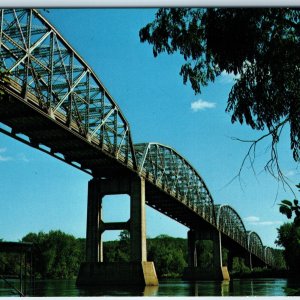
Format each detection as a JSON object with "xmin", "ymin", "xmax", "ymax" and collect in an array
[
  {"xmin": 294, "ymin": 217, "xmax": 300, "ymax": 227},
  {"xmin": 281, "ymin": 200, "xmax": 293, "ymax": 207},
  {"xmin": 279, "ymin": 205, "xmax": 292, "ymax": 218},
  {"xmin": 294, "ymin": 199, "xmax": 299, "ymax": 206}
]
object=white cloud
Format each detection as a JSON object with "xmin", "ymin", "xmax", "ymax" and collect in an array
[
  {"xmin": 244, "ymin": 216, "xmax": 260, "ymax": 222},
  {"xmin": 0, "ymin": 155, "xmax": 12, "ymax": 161},
  {"xmin": 258, "ymin": 221, "xmax": 282, "ymax": 226},
  {"xmin": 285, "ymin": 170, "xmax": 296, "ymax": 177},
  {"xmin": 0, "ymin": 147, "xmax": 12, "ymax": 162},
  {"xmin": 219, "ymin": 71, "xmax": 240, "ymax": 84},
  {"xmin": 17, "ymin": 153, "xmax": 30, "ymax": 162},
  {"xmin": 0, "ymin": 148, "xmax": 30, "ymax": 162},
  {"xmin": 244, "ymin": 215, "xmax": 282, "ymax": 226},
  {"xmin": 191, "ymin": 99, "xmax": 216, "ymax": 112}
]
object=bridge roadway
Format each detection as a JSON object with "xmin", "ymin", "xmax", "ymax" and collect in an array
[{"xmin": 0, "ymin": 9, "xmax": 275, "ymax": 284}]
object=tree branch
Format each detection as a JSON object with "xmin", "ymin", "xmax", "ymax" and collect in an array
[{"xmin": 227, "ymin": 118, "xmax": 296, "ymax": 198}]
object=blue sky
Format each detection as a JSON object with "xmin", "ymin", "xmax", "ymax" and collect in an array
[{"xmin": 0, "ymin": 8, "xmax": 298, "ymax": 248}]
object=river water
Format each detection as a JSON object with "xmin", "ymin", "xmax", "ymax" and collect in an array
[{"xmin": 1, "ymin": 277, "xmax": 299, "ymax": 297}]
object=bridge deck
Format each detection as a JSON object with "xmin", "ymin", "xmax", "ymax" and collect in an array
[{"xmin": 0, "ymin": 84, "xmax": 133, "ymax": 177}]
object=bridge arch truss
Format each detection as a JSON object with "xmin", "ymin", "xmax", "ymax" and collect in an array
[
  {"xmin": 0, "ymin": 8, "xmax": 136, "ymax": 168},
  {"xmin": 264, "ymin": 246, "xmax": 275, "ymax": 267},
  {"xmin": 134, "ymin": 142, "xmax": 216, "ymax": 225},
  {"xmin": 215, "ymin": 204, "xmax": 247, "ymax": 248},
  {"xmin": 247, "ymin": 231, "xmax": 265, "ymax": 262}
]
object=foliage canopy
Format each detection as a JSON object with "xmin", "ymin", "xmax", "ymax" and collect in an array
[
  {"xmin": 276, "ymin": 222, "xmax": 300, "ymax": 275},
  {"xmin": 140, "ymin": 8, "xmax": 300, "ymax": 168},
  {"xmin": 277, "ymin": 184, "xmax": 300, "ymax": 278},
  {"xmin": 279, "ymin": 184, "xmax": 300, "ymax": 226}
]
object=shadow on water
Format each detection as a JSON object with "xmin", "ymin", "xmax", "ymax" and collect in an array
[
  {"xmin": 285, "ymin": 278, "xmax": 300, "ymax": 296},
  {"xmin": 0, "ymin": 277, "xmax": 293, "ymax": 296},
  {"xmin": 159, "ymin": 278, "xmax": 289, "ymax": 296},
  {"xmin": 20, "ymin": 280, "xmax": 158, "ymax": 297}
]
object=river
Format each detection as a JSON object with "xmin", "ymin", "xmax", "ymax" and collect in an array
[{"xmin": 1, "ymin": 278, "xmax": 299, "ymax": 296}]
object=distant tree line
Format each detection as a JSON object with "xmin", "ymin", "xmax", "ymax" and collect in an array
[
  {"xmin": 104, "ymin": 232, "xmax": 188, "ymax": 278},
  {"xmin": 0, "ymin": 230, "xmax": 285, "ymax": 280},
  {"xmin": 0, "ymin": 231, "xmax": 85, "ymax": 279}
]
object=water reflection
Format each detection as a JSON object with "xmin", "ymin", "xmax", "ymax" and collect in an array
[
  {"xmin": 143, "ymin": 285, "xmax": 159, "ymax": 296},
  {"xmin": 192, "ymin": 280, "xmax": 230, "ymax": 296},
  {"xmin": 221, "ymin": 280, "xmax": 230, "ymax": 296},
  {"xmin": 0, "ymin": 277, "xmax": 292, "ymax": 296}
]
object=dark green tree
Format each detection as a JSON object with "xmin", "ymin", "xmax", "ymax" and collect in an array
[
  {"xmin": 103, "ymin": 230, "xmax": 130, "ymax": 262},
  {"xmin": 277, "ymin": 184, "xmax": 300, "ymax": 277},
  {"xmin": 196, "ymin": 240, "xmax": 213, "ymax": 270},
  {"xmin": 279, "ymin": 183, "xmax": 300, "ymax": 226},
  {"xmin": 140, "ymin": 9, "xmax": 300, "ymax": 178},
  {"xmin": 117, "ymin": 230, "xmax": 130, "ymax": 262},
  {"xmin": 103, "ymin": 233, "xmax": 187, "ymax": 276},
  {"xmin": 147, "ymin": 235, "xmax": 187, "ymax": 277},
  {"xmin": 272, "ymin": 248, "xmax": 286, "ymax": 270},
  {"xmin": 22, "ymin": 230, "xmax": 84, "ymax": 279},
  {"xmin": 276, "ymin": 223, "xmax": 300, "ymax": 276}
]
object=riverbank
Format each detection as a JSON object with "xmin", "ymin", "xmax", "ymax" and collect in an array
[{"xmin": 232, "ymin": 268, "xmax": 288, "ymax": 279}]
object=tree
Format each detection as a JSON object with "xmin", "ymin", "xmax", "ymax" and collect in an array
[
  {"xmin": 140, "ymin": 9, "xmax": 300, "ymax": 181},
  {"xmin": 277, "ymin": 184, "xmax": 300, "ymax": 277},
  {"xmin": 279, "ymin": 184, "xmax": 300, "ymax": 226},
  {"xmin": 196, "ymin": 240, "xmax": 213, "ymax": 270},
  {"xmin": 22, "ymin": 230, "xmax": 85, "ymax": 279},
  {"xmin": 103, "ymin": 230, "xmax": 130, "ymax": 262},
  {"xmin": 147, "ymin": 235, "xmax": 187, "ymax": 277},
  {"xmin": 275, "ymin": 223, "xmax": 300, "ymax": 275},
  {"xmin": 118, "ymin": 230, "xmax": 130, "ymax": 262},
  {"xmin": 272, "ymin": 248, "xmax": 286, "ymax": 270}
]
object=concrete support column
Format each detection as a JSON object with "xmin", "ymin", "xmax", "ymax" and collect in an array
[
  {"xmin": 213, "ymin": 231, "xmax": 230, "ymax": 280},
  {"xmin": 245, "ymin": 252, "xmax": 253, "ymax": 270},
  {"xmin": 227, "ymin": 253, "xmax": 234, "ymax": 272},
  {"xmin": 197, "ymin": 228, "xmax": 222, "ymax": 271},
  {"xmin": 213, "ymin": 231, "xmax": 222, "ymax": 271},
  {"xmin": 86, "ymin": 179, "xmax": 102, "ymax": 263},
  {"xmin": 187, "ymin": 230, "xmax": 197, "ymax": 267},
  {"xmin": 98, "ymin": 200, "xmax": 103, "ymax": 263},
  {"xmin": 183, "ymin": 229, "xmax": 227, "ymax": 280},
  {"xmin": 77, "ymin": 175, "xmax": 158, "ymax": 286},
  {"xmin": 130, "ymin": 176, "xmax": 147, "ymax": 262}
]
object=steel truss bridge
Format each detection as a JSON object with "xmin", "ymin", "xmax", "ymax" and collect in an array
[{"xmin": 0, "ymin": 9, "xmax": 275, "ymax": 269}]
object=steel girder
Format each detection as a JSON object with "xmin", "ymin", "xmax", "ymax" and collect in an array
[
  {"xmin": 134, "ymin": 142, "xmax": 216, "ymax": 225},
  {"xmin": 215, "ymin": 204, "xmax": 247, "ymax": 248},
  {"xmin": 247, "ymin": 231, "xmax": 265, "ymax": 262},
  {"xmin": 0, "ymin": 9, "xmax": 136, "ymax": 168}
]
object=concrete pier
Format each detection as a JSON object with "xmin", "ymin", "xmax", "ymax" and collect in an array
[
  {"xmin": 77, "ymin": 261, "xmax": 157, "ymax": 286},
  {"xmin": 183, "ymin": 229, "xmax": 227, "ymax": 280},
  {"xmin": 77, "ymin": 176, "xmax": 158, "ymax": 286}
]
